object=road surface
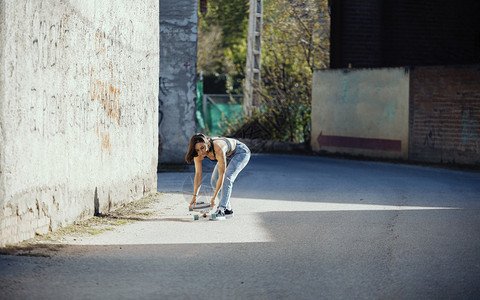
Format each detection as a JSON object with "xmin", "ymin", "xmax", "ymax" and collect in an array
[{"xmin": 1, "ymin": 154, "xmax": 480, "ymax": 299}]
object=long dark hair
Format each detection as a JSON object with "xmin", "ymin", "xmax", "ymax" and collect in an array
[{"xmin": 185, "ymin": 133, "xmax": 210, "ymax": 164}]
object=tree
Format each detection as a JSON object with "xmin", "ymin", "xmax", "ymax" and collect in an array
[
  {"xmin": 197, "ymin": 24, "xmax": 224, "ymax": 75},
  {"xmin": 230, "ymin": 0, "xmax": 330, "ymax": 143},
  {"xmin": 197, "ymin": 0, "xmax": 249, "ymax": 93}
]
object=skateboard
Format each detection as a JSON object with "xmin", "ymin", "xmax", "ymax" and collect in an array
[{"xmin": 189, "ymin": 201, "xmax": 217, "ymax": 220}]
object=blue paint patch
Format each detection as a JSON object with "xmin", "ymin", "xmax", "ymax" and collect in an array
[
  {"xmin": 341, "ymin": 76, "xmax": 349, "ymax": 104},
  {"xmin": 378, "ymin": 103, "xmax": 396, "ymax": 127},
  {"xmin": 461, "ymin": 110, "xmax": 480, "ymax": 144}
]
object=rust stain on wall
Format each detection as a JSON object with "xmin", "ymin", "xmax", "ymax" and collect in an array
[
  {"xmin": 90, "ymin": 29, "xmax": 122, "ymax": 157},
  {"xmin": 95, "ymin": 122, "xmax": 112, "ymax": 156},
  {"xmin": 90, "ymin": 67, "xmax": 121, "ymax": 124}
]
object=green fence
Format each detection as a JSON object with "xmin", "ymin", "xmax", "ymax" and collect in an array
[{"xmin": 196, "ymin": 82, "xmax": 243, "ymax": 136}]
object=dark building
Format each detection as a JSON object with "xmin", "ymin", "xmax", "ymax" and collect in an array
[
  {"xmin": 200, "ymin": 0, "xmax": 208, "ymax": 15},
  {"xmin": 330, "ymin": 0, "xmax": 480, "ymax": 68}
]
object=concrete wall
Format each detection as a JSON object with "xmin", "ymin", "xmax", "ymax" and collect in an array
[
  {"xmin": 158, "ymin": 0, "xmax": 197, "ymax": 163},
  {"xmin": 311, "ymin": 68, "xmax": 410, "ymax": 159},
  {"xmin": 0, "ymin": 1, "xmax": 159, "ymax": 246},
  {"xmin": 409, "ymin": 65, "xmax": 480, "ymax": 165}
]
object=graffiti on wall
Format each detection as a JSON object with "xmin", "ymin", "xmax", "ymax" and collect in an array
[
  {"xmin": 340, "ymin": 76, "xmax": 359, "ymax": 104},
  {"xmin": 158, "ymin": 76, "xmax": 169, "ymax": 126},
  {"xmin": 27, "ymin": 0, "xmax": 126, "ymax": 158},
  {"xmin": 423, "ymin": 120, "xmax": 436, "ymax": 150},
  {"xmin": 28, "ymin": 6, "xmax": 72, "ymax": 137},
  {"xmin": 30, "ymin": 7, "xmax": 68, "ymax": 72},
  {"xmin": 158, "ymin": 76, "xmax": 169, "ymax": 156},
  {"xmin": 422, "ymin": 119, "xmax": 449, "ymax": 152},
  {"xmin": 461, "ymin": 108, "xmax": 480, "ymax": 144},
  {"xmin": 421, "ymin": 107, "xmax": 479, "ymax": 153}
]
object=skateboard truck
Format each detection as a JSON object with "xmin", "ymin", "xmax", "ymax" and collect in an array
[{"xmin": 189, "ymin": 202, "xmax": 216, "ymax": 220}]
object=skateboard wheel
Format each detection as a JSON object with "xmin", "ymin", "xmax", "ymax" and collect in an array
[
  {"xmin": 211, "ymin": 213, "xmax": 216, "ymax": 220},
  {"xmin": 194, "ymin": 215, "xmax": 199, "ymax": 220}
]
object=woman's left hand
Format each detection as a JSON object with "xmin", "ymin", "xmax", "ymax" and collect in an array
[{"xmin": 210, "ymin": 198, "xmax": 216, "ymax": 208}]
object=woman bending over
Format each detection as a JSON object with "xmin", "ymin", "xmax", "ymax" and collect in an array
[{"xmin": 185, "ymin": 133, "xmax": 251, "ymax": 220}]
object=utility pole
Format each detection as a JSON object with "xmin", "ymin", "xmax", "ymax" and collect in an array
[{"xmin": 244, "ymin": 0, "xmax": 263, "ymax": 116}]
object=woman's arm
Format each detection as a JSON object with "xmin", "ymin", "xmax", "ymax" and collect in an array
[{"xmin": 190, "ymin": 156, "xmax": 203, "ymax": 207}]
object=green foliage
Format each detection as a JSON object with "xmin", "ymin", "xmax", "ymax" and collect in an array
[
  {"xmin": 228, "ymin": 0, "xmax": 330, "ymax": 143},
  {"xmin": 197, "ymin": 23, "xmax": 224, "ymax": 75},
  {"xmin": 198, "ymin": 0, "xmax": 249, "ymax": 93},
  {"xmin": 198, "ymin": 0, "xmax": 330, "ymax": 142},
  {"xmin": 224, "ymin": 104, "xmax": 311, "ymax": 142},
  {"xmin": 260, "ymin": 0, "xmax": 329, "ymax": 143},
  {"xmin": 202, "ymin": 0, "xmax": 249, "ymax": 49}
]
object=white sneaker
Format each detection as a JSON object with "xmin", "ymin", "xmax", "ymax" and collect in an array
[{"xmin": 213, "ymin": 207, "xmax": 226, "ymax": 220}]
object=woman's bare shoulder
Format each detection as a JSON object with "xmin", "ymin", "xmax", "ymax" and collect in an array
[{"xmin": 213, "ymin": 139, "xmax": 224, "ymax": 151}]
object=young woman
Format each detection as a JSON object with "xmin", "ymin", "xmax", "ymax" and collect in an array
[{"xmin": 185, "ymin": 133, "xmax": 251, "ymax": 220}]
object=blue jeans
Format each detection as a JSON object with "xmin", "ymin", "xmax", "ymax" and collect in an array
[{"xmin": 210, "ymin": 141, "xmax": 251, "ymax": 209}]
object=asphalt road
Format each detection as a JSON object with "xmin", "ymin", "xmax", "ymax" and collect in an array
[{"xmin": 1, "ymin": 154, "xmax": 480, "ymax": 299}]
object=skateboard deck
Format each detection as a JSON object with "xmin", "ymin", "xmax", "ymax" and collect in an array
[{"xmin": 189, "ymin": 201, "xmax": 217, "ymax": 220}]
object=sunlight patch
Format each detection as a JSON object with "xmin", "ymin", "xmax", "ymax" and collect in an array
[
  {"xmin": 65, "ymin": 195, "xmax": 459, "ymax": 246},
  {"xmin": 66, "ymin": 214, "xmax": 274, "ymax": 246},
  {"xmin": 239, "ymin": 198, "xmax": 460, "ymax": 213}
]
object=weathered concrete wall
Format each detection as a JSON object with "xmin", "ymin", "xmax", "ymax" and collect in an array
[
  {"xmin": 158, "ymin": 0, "xmax": 197, "ymax": 163},
  {"xmin": 0, "ymin": 1, "xmax": 159, "ymax": 246},
  {"xmin": 0, "ymin": 1, "xmax": 6, "ymax": 246},
  {"xmin": 311, "ymin": 68, "xmax": 410, "ymax": 159}
]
